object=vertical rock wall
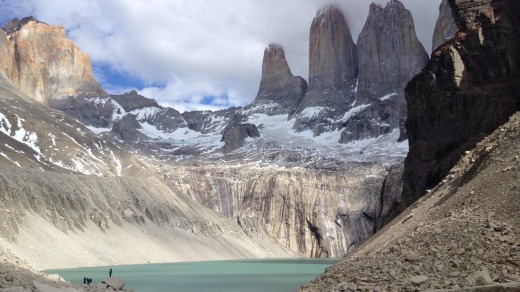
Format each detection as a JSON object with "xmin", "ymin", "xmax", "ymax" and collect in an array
[
  {"xmin": 357, "ymin": 1, "xmax": 428, "ymax": 105},
  {"xmin": 296, "ymin": 5, "xmax": 358, "ymax": 112},
  {"xmin": 432, "ymin": 0, "xmax": 459, "ymax": 51},
  {"xmin": 250, "ymin": 44, "xmax": 307, "ymax": 115},
  {"xmin": 1, "ymin": 17, "xmax": 105, "ymax": 104},
  {"xmin": 163, "ymin": 163, "xmax": 398, "ymax": 258},
  {"xmin": 403, "ymin": 0, "xmax": 520, "ymax": 205}
]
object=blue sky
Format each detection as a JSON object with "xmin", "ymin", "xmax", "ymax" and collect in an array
[{"xmin": 1, "ymin": 0, "xmax": 442, "ymax": 112}]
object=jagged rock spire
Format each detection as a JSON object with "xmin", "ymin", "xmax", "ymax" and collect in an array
[
  {"xmin": 250, "ymin": 44, "xmax": 307, "ymax": 115},
  {"xmin": 432, "ymin": 0, "xmax": 458, "ymax": 51},
  {"xmin": 289, "ymin": 5, "xmax": 358, "ymax": 136},
  {"xmin": 356, "ymin": 0, "xmax": 428, "ymax": 104}
]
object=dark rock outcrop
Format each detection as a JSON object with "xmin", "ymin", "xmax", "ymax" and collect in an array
[
  {"xmin": 291, "ymin": 5, "xmax": 357, "ymax": 134},
  {"xmin": 112, "ymin": 91, "xmax": 188, "ymax": 133},
  {"xmin": 50, "ymin": 97, "xmax": 115, "ymax": 128},
  {"xmin": 432, "ymin": 0, "xmax": 458, "ymax": 51},
  {"xmin": 112, "ymin": 114, "xmax": 143, "ymax": 142},
  {"xmin": 111, "ymin": 90, "xmax": 159, "ymax": 112},
  {"xmin": 376, "ymin": 163, "xmax": 404, "ymax": 230},
  {"xmin": 402, "ymin": 0, "xmax": 520, "ymax": 206},
  {"xmin": 340, "ymin": 103, "xmax": 395, "ymax": 142},
  {"xmin": 249, "ymin": 44, "xmax": 307, "ymax": 115},
  {"xmin": 221, "ymin": 123, "xmax": 260, "ymax": 152},
  {"xmin": 182, "ymin": 107, "xmax": 243, "ymax": 134}
]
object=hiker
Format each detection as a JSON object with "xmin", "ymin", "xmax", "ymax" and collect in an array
[
  {"xmin": 109, "ymin": 268, "xmax": 112, "ymax": 277},
  {"xmin": 88, "ymin": 278, "xmax": 92, "ymax": 284},
  {"xmin": 83, "ymin": 277, "xmax": 87, "ymax": 284}
]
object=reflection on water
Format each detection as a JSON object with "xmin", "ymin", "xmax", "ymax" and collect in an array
[{"xmin": 45, "ymin": 258, "xmax": 339, "ymax": 292}]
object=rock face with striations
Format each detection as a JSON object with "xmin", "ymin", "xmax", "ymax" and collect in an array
[
  {"xmin": 432, "ymin": 0, "xmax": 458, "ymax": 51},
  {"xmin": 292, "ymin": 5, "xmax": 358, "ymax": 134},
  {"xmin": 356, "ymin": 0, "xmax": 428, "ymax": 105},
  {"xmin": 249, "ymin": 44, "xmax": 307, "ymax": 115},
  {"xmin": 403, "ymin": 0, "xmax": 520, "ymax": 206},
  {"xmin": 2, "ymin": 17, "xmax": 105, "ymax": 104},
  {"xmin": 164, "ymin": 162, "xmax": 391, "ymax": 257}
]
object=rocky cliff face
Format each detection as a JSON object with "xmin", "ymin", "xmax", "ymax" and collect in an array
[
  {"xmin": 163, "ymin": 162, "xmax": 397, "ymax": 257},
  {"xmin": 221, "ymin": 123, "xmax": 260, "ymax": 153},
  {"xmin": 432, "ymin": 0, "xmax": 458, "ymax": 51},
  {"xmin": 249, "ymin": 44, "xmax": 307, "ymax": 115},
  {"xmin": 338, "ymin": 0, "xmax": 428, "ymax": 143},
  {"xmin": 0, "ymin": 29, "xmax": 16, "ymax": 84},
  {"xmin": 403, "ymin": 0, "xmax": 520, "ymax": 206},
  {"xmin": 303, "ymin": 5, "xmax": 358, "ymax": 108},
  {"xmin": 357, "ymin": 1, "xmax": 428, "ymax": 105},
  {"xmin": 291, "ymin": 5, "xmax": 358, "ymax": 134},
  {"xmin": 2, "ymin": 17, "xmax": 105, "ymax": 104}
]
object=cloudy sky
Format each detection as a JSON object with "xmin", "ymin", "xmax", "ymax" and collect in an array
[{"xmin": 1, "ymin": 0, "xmax": 442, "ymax": 112}]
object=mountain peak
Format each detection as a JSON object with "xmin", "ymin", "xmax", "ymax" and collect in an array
[
  {"xmin": 3, "ymin": 16, "xmax": 45, "ymax": 35},
  {"xmin": 2, "ymin": 17, "xmax": 106, "ymax": 104},
  {"xmin": 249, "ymin": 43, "xmax": 307, "ymax": 115}
]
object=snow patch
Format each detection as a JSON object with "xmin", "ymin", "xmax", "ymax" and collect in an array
[
  {"xmin": 299, "ymin": 107, "xmax": 325, "ymax": 119},
  {"xmin": 130, "ymin": 107, "xmax": 161, "ymax": 121},
  {"xmin": 339, "ymin": 104, "xmax": 370, "ymax": 122},
  {"xmin": 0, "ymin": 152, "xmax": 21, "ymax": 167},
  {"xmin": 86, "ymin": 126, "xmax": 111, "ymax": 134},
  {"xmin": 380, "ymin": 93, "xmax": 397, "ymax": 101}
]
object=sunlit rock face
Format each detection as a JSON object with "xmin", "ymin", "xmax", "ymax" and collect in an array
[
  {"xmin": 432, "ymin": 0, "xmax": 458, "ymax": 51},
  {"xmin": 163, "ymin": 162, "xmax": 401, "ymax": 257},
  {"xmin": 403, "ymin": 0, "xmax": 520, "ymax": 206},
  {"xmin": 2, "ymin": 17, "xmax": 105, "ymax": 104},
  {"xmin": 249, "ymin": 44, "xmax": 307, "ymax": 116}
]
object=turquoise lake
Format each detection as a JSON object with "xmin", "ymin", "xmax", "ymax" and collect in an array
[{"xmin": 45, "ymin": 258, "xmax": 339, "ymax": 292}]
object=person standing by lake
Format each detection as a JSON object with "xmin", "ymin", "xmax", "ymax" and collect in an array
[{"xmin": 109, "ymin": 268, "xmax": 112, "ymax": 277}]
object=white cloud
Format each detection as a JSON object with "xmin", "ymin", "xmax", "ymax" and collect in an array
[{"xmin": 1, "ymin": 0, "xmax": 442, "ymax": 112}]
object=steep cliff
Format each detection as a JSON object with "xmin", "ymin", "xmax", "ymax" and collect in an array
[
  {"xmin": 249, "ymin": 44, "xmax": 307, "ymax": 115},
  {"xmin": 0, "ymin": 28, "xmax": 16, "ymax": 84},
  {"xmin": 357, "ymin": 0, "xmax": 428, "ymax": 105},
  {"xmin": 403, "ymin": 0, "xmax": 520, "ymax": 205},
  {"xmin": 291, "ymin": 5, "xmax": 358, "ymax": 134},
  {"xmin": 163, "ymin": 162, "xmax": 398, "ymax": 258},
  {"xmin": 432, "ymin": 0, "xmax": 458, "ymax": 51},
  {"xmin": 339, "ymin": 0, "xmax": 428, "ymax": 143},
  {"xmin": 2, "ymin": 17, "xmax": 105, "ymax": 104}
]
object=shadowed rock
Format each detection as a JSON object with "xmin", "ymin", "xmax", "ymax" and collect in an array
[
  {"xmin": 112, "ymin": 115, "xmax": 143, "ymax": 142},
  {"xmin": 402, "ymin": 0, "xmax": 520, "ymax": 206},
  {"xmin": 356, "ymin": 0, "xmax": 428, "ymax": 106},
  {"xmin": 432, "ymin": 0, "xmax": 458, "ymax": 51},
  {"xmin": 221, "ymin": 123, "xmax": 260, "ymax": 152}
]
